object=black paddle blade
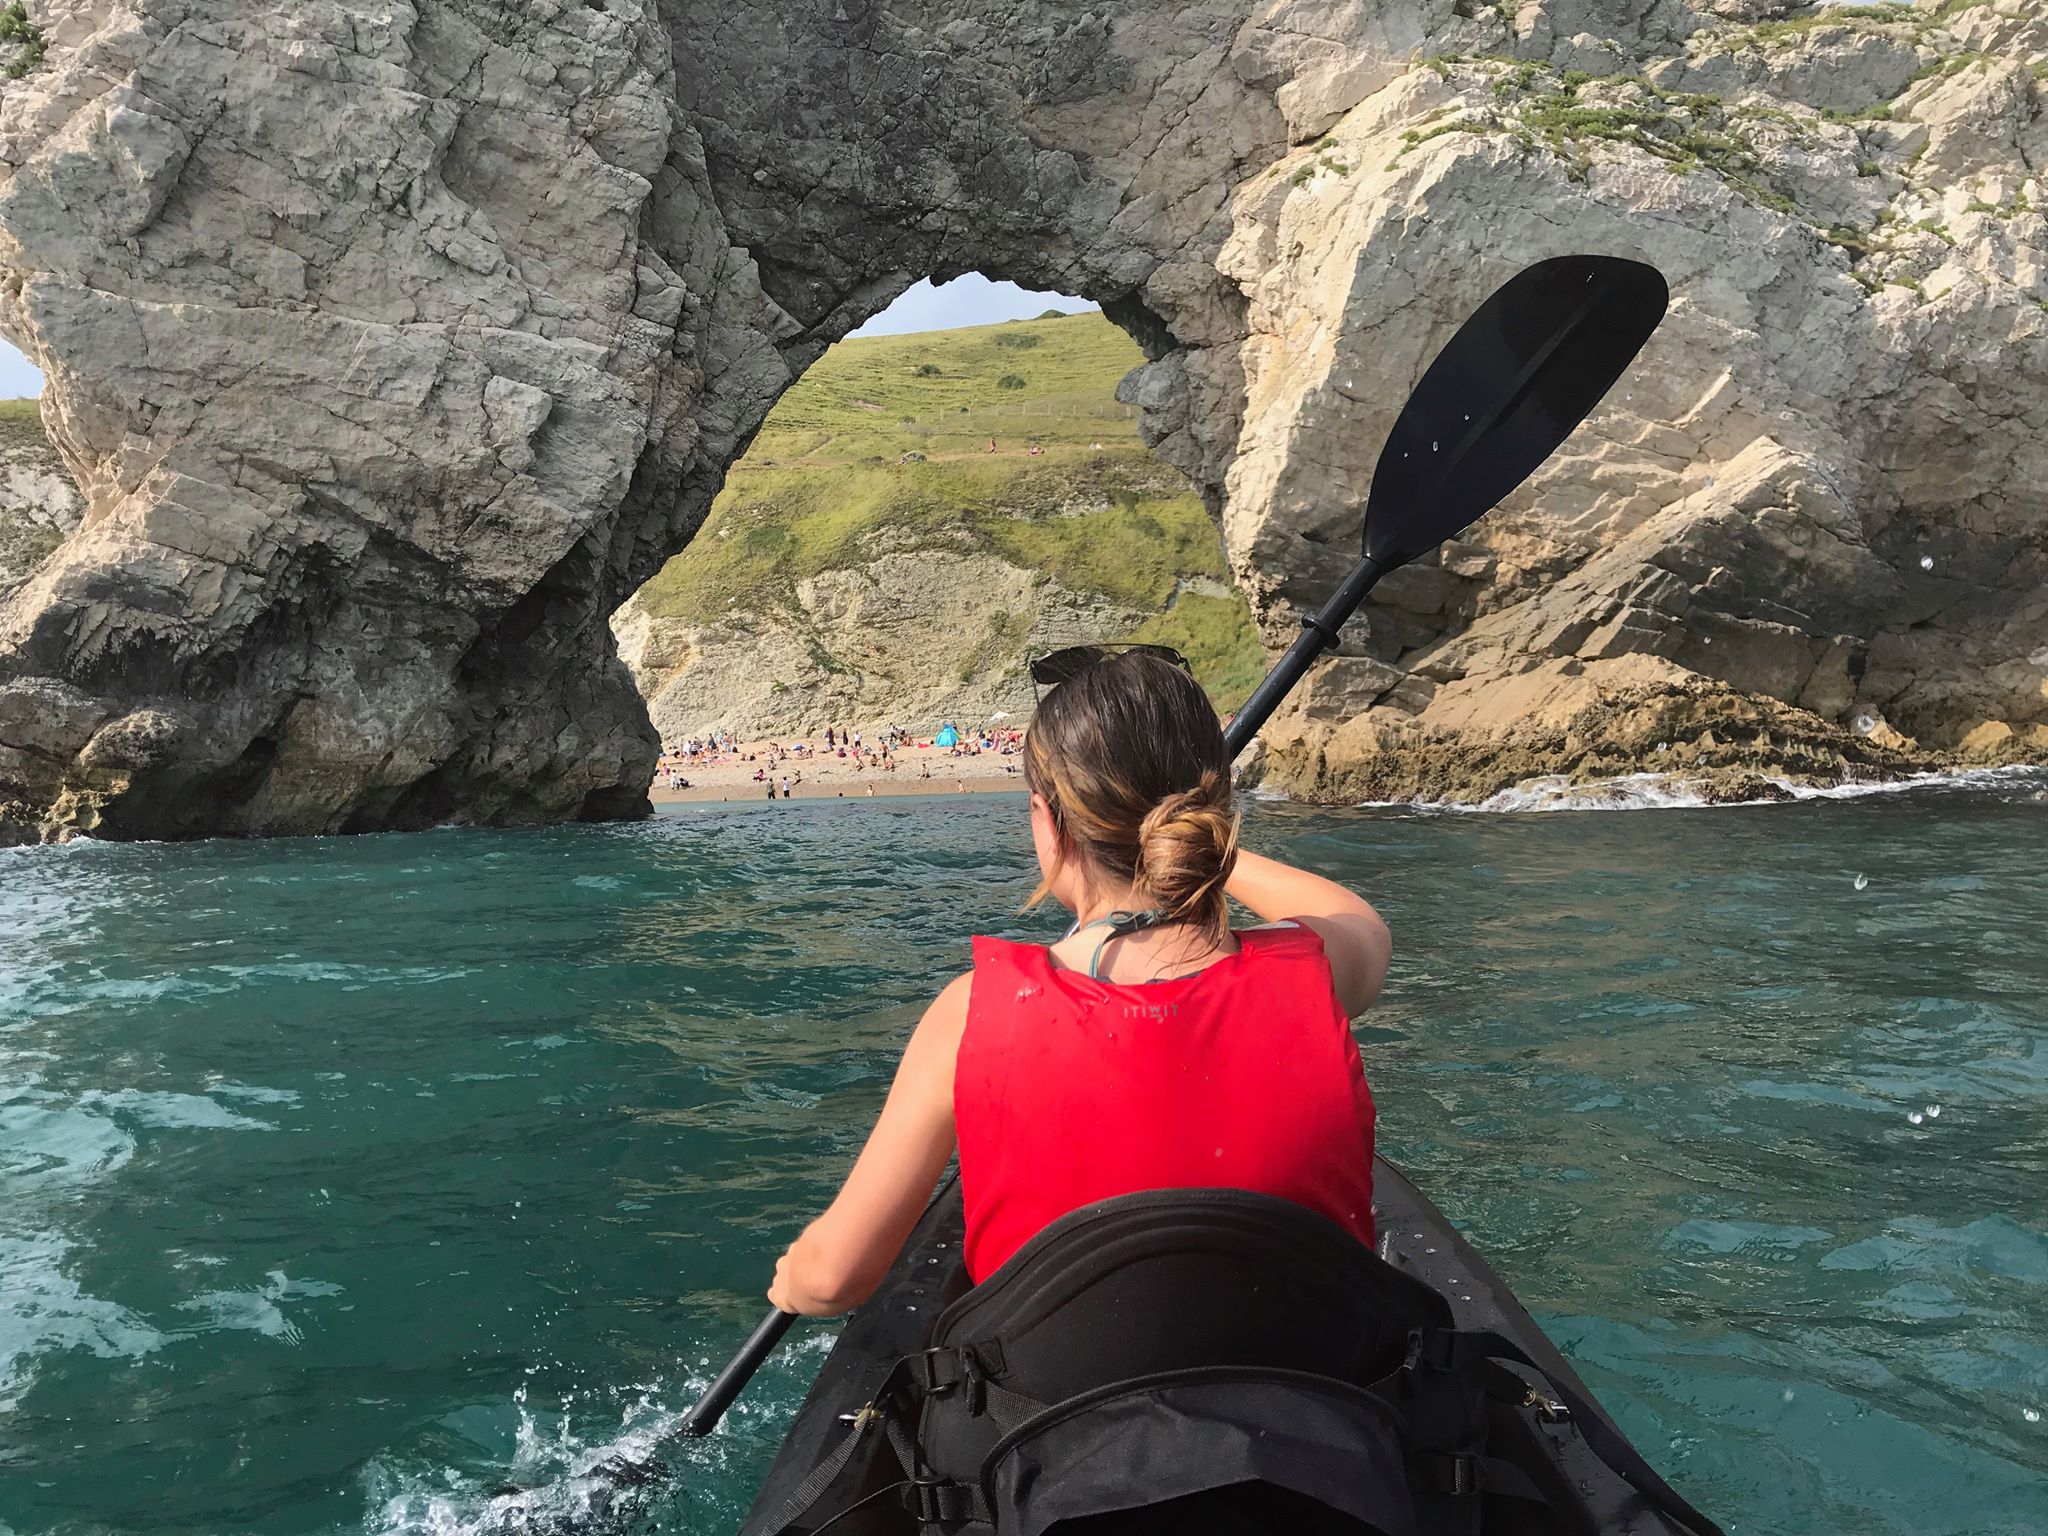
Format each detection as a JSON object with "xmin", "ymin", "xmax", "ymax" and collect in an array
[{"xmin": 1364, "ymin": 254, "xmax": 1668, "ymax": 568}]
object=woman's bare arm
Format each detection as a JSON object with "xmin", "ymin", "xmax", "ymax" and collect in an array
[
  {"xmin": 1225, "ymin": 848, "xmax": 1391, "ymax": 1017},
  {"xmin": 767, "ymin": 973, "xmax": 970, "ymax": 1316}
]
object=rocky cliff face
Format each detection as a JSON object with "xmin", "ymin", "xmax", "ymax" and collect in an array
[
  {"xmin": 1237, "ymin": 2, "xmax": 2048, "ymax": 805},
  {"xmin": 0, "ymin": 0, "xmax": 2040, "ymax": 840},
  {"xmin": 616, "ymin": 549, "xmax": 1160, "ymax": 745}
]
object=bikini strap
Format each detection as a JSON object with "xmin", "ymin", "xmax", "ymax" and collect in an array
[{"xmin": 1072, "ymin": 908, "xmax": 1170, "ymax": 980}]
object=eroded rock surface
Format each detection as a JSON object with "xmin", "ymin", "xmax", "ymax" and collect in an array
[
  {"xmin": 617, "ymin": 549, "xmax": 1162, "ymax": 746},
  {"xmin": 0, "ymin": 0, "xmax": 2042, "ymax": 839}
]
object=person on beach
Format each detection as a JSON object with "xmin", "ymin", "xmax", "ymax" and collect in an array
[{"xmin": 768, "ymin": 649, "xmax": 1390, "ymax": 1314}]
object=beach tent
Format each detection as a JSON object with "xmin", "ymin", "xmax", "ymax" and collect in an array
[{"xmin": 933, "ymin": 724, "xmax": 960, "ymax": 748}]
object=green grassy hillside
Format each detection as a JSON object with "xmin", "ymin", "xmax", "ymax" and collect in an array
[
  {"xmin": 636, "ymin": 312, "xmax": 1266, "ymax": 707},
  {"xmin": 748, "ymin": 310, "xmax": 1147, "ymax": 463}
]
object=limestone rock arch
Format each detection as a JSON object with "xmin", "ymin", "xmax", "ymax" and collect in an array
[{"xmin": 3, "ymin": 0, "xmax": 2044, "ymax": 840}]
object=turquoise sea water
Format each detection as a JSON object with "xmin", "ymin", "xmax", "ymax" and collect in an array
[{"xmin": 2, "ymin": 785, "xmax": 2045, "ymax": 1535}]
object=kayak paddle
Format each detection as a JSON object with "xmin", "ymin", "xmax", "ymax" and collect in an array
[
  {"xmin": 522, "ymin": 251, "xmax": 1668, "ymax": 1522},
  {"xmin": 1225, "ymin": 251, "xmax": 1668, "ymax": 754}
]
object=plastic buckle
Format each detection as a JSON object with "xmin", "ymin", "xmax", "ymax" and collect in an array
[
  {"xmin": 1441, "ymin": 1452, "xmax": 1481, "ymax": 1497},
  {"xmin": 961, "ymin": 1350, "xmax": 987, "ymax": 1417},
  {"xmin": 916, "ymin": 1344, "xmax": 997, "ymax": 1412},
  {"xmin": 903, "ymin": 1477, "xmax": 975, "ymax": 1523},
  {"xmin": 914, "ymin": 1347, "xmax": 963, "ymax": 1396},
  {"xmin": 1405, "ymin": 1327, "xmax": 1458, "ymax": 1373}
]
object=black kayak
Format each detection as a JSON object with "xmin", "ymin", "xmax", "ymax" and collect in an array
[{"xmin": 738, "ymin": 1158, "xmax": 1718, "ymax": 1536}]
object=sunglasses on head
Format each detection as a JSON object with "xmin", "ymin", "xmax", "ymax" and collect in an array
[{"xmin": 1028, "ymin": 643, "xmax": 1193, "ymax": 695}]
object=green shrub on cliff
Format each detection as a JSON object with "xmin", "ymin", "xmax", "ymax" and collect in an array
[{"xmin": 0, "ymin": 1, "xmax": 43, "ymax": 77}]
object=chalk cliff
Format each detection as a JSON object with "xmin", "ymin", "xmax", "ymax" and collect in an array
[{"xmin": 0, "ymin": 0, "xmax": 2040, "ymax": 840}]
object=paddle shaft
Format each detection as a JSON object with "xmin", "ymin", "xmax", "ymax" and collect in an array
[
  {"xmin": 678, "ymin": 1308, "xmax": 796, "ymax": 1437},
  {"xmin": 1225, "ymin": 553, "xmax": 1385, "ymax": 758}
]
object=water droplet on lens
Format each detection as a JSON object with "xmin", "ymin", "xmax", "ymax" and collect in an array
[
  {"xmin": 1854, "ymin": 873, "xmax": 1869, "ymax": 891},
  {"xmin": 1214, "ymin": 1147, "xmax": 1224, "ymax": 1157},
  {"xmin": 1919, "ymin": 554, "xmax": 1934, "ymax": 570},
  {"xmin": 1908, "ymin": 1111, "xmax": 1924, "ymax": 1125}
]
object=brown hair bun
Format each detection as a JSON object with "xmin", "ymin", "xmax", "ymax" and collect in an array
[{"xmin": 1134, "ymin": 771, "xmax": 1240, "ymax": 942}]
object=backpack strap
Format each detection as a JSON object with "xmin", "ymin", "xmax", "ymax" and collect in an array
[
  {"xmin": 1415, "ymin": 1448, "xmax": 1547, "ymax": 1504},
  {"xmin": 746, "ymin": 1387, "xmax": 901, "ymax": 1535},
  {"xmin": 748, "ymin": 1346, "xmax": 1026, "ymax": 1536},
  {"xmin": 1403, "ymin": 1328, "xmax": 1722, "ymax": 1536}
]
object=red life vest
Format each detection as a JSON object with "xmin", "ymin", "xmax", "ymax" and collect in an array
[{"xmin": 955, "ymin": 924, "xmax": 1377, "ymax": 1283}]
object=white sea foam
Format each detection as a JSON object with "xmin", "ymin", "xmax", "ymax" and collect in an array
[
  {"xmin": 365, "ymin": 1383, "xmax": 700, "ymax": 1536},
  {"xmin": 1343, "ymin": 764, "xmax": 2048, "ymax": 816},
  {"xmin": 0, "ymin": 1098, "xmax": 136, "ymax": 1184},
  {"xmin": 363, "ymin": 1333, "xmax": 838, "ymax": 1535},
  {"xmin": 79, "ymin": 1088, "xmax": 275, "ymax": 1132},
  {"xmin": 0, "ymin": 1232, "xmax": 170, "ymax": 1398},
  {"xmin": 1777, "ymin": 763, "xmax": 2046, "ymax": 802}
]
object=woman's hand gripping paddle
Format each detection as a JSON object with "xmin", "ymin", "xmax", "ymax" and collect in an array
[
  {"xmin": 522, "ymin": 252, "xmax": 1668, "ymax": 1526},
  {"xmin": 1226, "ymin": 253, "xmax": 1668, "ymax": 754}
]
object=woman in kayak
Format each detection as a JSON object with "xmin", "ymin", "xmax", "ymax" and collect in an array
[{"xmin": 769, "ymin": 647, "xmax": 1390, "ymax": 1315}]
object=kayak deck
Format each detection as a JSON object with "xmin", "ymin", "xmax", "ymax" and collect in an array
[{"xmin": 740, "ymin": 1158, "xmax": 1707, "ymax": 1535}]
